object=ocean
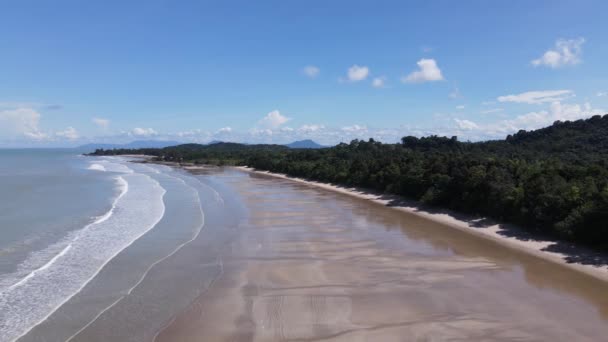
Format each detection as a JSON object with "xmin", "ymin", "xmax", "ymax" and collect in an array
[{"xmin": 0, "ymin": 150, "xmax": 234, "ymax": 342}]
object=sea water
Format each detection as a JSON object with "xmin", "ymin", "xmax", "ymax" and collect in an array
[{"xmin": 0, "ymin": 150, "xmax": 230, "ymax": 342}]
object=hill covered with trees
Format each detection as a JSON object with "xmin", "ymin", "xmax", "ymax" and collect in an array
[{"xmin": 90, "ymin": 115, "xmax": 608, "ymax": 249}]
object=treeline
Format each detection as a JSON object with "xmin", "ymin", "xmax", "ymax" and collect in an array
[{"xmin": 90, "ymin": 115, "xmax": 608, "ymax": 249}]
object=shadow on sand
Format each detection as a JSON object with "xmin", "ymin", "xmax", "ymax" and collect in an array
[{"xmin": 372, "ymin": 191, "xmax": 608, "ymax": 268}]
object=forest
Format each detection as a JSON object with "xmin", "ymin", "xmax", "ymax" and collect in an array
[{"xmin": 91, "ymin": 114, "xmax": 608, "ymax": 250}]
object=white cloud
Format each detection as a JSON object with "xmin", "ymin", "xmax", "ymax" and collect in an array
[
  {"xmin": 453, "ymin": 101, "xmax": 603, "ymax": 139},
  {"xmin": 0, "ymin": 107, "xmax": 46, "ymax": 140},
  {"xmin": 251, "ymin": 128, "xmax": 273, "ymax": 136},
  {"xmin": 497, "ymin": 90, "xmax": 573, "ymax": 104},
  {"xmin": 403, "ymin": 59, "xmax": 444, "ymax": 83},
  {"xmin": 454, "ymin": 119, "xmax": 479, "ymax": 130},
  {"xmin": 481, "ymin": 108, "xmax": 504, "ymax": 114},
  {"xmin": 92, "ymin": 117, "xmax": 110, "ymax": 128},
  {"xmin": 55, "ymin": 126, "xmax": 79, "ymax": 140},
  {"xmin": 481, "ymin": 101, "xmax": 495, "ymax": 106},
  {"xmin": 298, "ymin": 124, "xmax": 325, "ymax": 132},
  {"xmin": 341, "ymin": 124, "xmax": 367, "ymax": 132},
  {"xmin": 257, "ymin": 110, "xmax": 290, "ymax": 129},
  {"xmin": 372, "ymin": 77, "xmax": 386, "ymax": 88},
  {"xmin": 176, "ymin": 129, "xmax": 206, "ymax": 138},
  {"xmin": 131, "ymin": 127, "xmax": 158, "ymax": 137},
  {"xmin": 502, "ymin": 101, "xmax": 602, "ymax": 131},
  {"xmin": 302, "ymin": 65, "xmax": 320, "ymax": 78},
  {"xmin": 217, "ymin": 126, "xmax": 232, "ymax": 133},
  {"xmin": 346, "ymin": 65, "xmax": 370, "ymax": 82},
  {"xmin": 532, "ymin": 38, "xmax": 585, "ymax": 68},
  {"xmin": 456, "ymin": 105, "xmax": 465, "ymax": 110},
  {"xmin": 598, "ymin": 92, "xmax": 607, "ymax": 97}
]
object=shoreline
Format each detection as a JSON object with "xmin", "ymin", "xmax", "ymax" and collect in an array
[{"xmin": 232, "ymin": 166, "xmax": 608, "ymax": 283}]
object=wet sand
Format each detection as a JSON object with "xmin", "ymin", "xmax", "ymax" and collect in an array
[
  {"xmin": 232, "ymin": 166, "xmax": 608, "ymax": 283},
  {"xmin": 156, "ymin": 169, "xmax": 608, "ymax": 341}
]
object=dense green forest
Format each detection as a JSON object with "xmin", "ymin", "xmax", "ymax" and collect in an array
[{"xmin": 91, "ymin": 115, "xmax": 608, "ymax": 249}]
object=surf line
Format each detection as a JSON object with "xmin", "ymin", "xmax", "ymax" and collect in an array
[
  {"xmin": 180, "ymin": 171, "xmax": 225, "ymax": 205},
  {"xmin": 65, "ymin": 172, "xmax": 206, "ymax": 342},
  {"xmin": 2, "ymin": 176, "xmax": 127, "ymax": 295},
  {"xmin": 10, "ymin": 174, "xmax": 165, "ymax": 342}
]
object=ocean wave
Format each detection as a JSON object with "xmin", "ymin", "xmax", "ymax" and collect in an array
[
  {"xmin": 87, "ymin": 163, "xmax": 106, "ymax": 172},
  {"xmin": 0, "ymin": 170, "xmax": 166, "ymax": 342},
  {"xmin": 95, "ymin": 159, "xmax": 134, "ymax": 174},
  {"xmin": 66, "ymin": 171, "xmax": 206, "ymax": 341},
  {"xmin": 0, "ymin": 176, "xmax": 128, "ymax": 294}
]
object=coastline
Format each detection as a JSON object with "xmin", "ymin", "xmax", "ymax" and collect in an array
[{"xmin": 233, "ymin": 166, "xmax": 608, "ymax": 283}]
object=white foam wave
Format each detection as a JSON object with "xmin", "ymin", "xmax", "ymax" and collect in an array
[
  {"xmin": 0, "ymin": 177, "xmax": 128, "ymax": 294},
  {"xmin": 95, "ymin": 159, "xmax": 134, "ymax": 174},
  {"xmin": 135, "ymin": 163, "xmax": 161, "ymax": 174},
  {"xmin": 0, "ymin": 172, "xmax": 166, "ymax": 342},
  {"xmin": 66, "ymin": 172, "xmax": 206, "ymax": 341},
  {"xmin": 188, "ymin": 174, "xmax": 224, "ymax": 205},
  {"xmin": 7, "ymin": 245, "xmax": 72, "ymax": 291},
  {"xmin": 164, "ymin": 169, "xmax": 224, "ymax": 205},
  {"xmin": 87, "ymin": 163, "xmax": 106, "ymax": 172}
]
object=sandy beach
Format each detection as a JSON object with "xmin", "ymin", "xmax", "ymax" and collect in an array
[
  {"xmin": 155, "ymin": 167, "xmax": 608, "ymax": 342},
  {"xmin": 231, "ymin": 166, "xmax": 608, "ymax": 284}
]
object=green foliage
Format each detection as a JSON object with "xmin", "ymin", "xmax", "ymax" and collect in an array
[{"xmin": 90, "ymin": 115, "xmax": 608, "ymax": 250}]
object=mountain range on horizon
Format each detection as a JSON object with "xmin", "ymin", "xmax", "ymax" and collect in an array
[{"xmin": 78, "ymin": 139, "xmax": 327, "ymax": 152}]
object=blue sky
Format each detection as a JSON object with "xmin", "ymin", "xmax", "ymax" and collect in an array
[{"xmin": 1, "ymin": 0, "xmax": 607, "ymax": 146}]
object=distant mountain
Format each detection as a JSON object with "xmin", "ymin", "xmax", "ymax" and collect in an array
[
  {"xmin": 78, "ymin": 140, "xmax": 181, "ymax": 152},
  {"xmin": 285, "ymin": 139, "xmax": 325, "ymax": 149}
]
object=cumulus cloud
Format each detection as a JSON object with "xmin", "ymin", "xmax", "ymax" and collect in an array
[
  {"xmin": 92, "ymin": 117, "xmax": 110, "ymax": 128},
  {"xmin": 131, "ymin": 127, "xmax": 157, "ymax": 136},
  {"xmin": 217, "ymin": 126, "xmax": 232, "ymax": 133},
  {"xmin": 251, "ymin": 128, "xmax": 273, "ymax": 136},
  {"xmin": 341, "ymin": 124, "xmax": 367, "ymax": 132},
  {"xmin": 257, "ymin": 110, "xmax": 290, "ymax": 129},
  {"xmin": 497, "ymin": 90, "xmax": 573, "ymax": 104},
  {"xmin": 456, "ymin": 105, "xmax": 465, "ymax": 110},
  {"xmin": 346, "ymin": 65, "xmax": 370, "ymax": 82},
  {"xmin": 302, "ymin": 65, "xmax": 320, "ymax": 78},
  {"xmin": 176, "ymin": 129, "xmax": 206, "ymax": 138},
  {"xmin": 0, "ymin": 107, "xmax": 46, "ymax": 139},
  {"xmin": 500, "ymin": 101, "xmax": 602, "ymax": 132},
  {"xmin": 454, "ymin": 119, "xmax": 478, "ymax": 130},
  {"xmin": 403, "ymin": 59, "xmax": 444, "ymax": 83},
  {"xmin": 451, "ymin": 101, "xmax": 604, "ymax": 139},
  {"xmin": 298, "ymin": 124, "xmax": 325, "ymax": 132},
  {"xmin": 55, "ymin": 126, "xmax": 79, "ymax": 140},
  {"xmin": 532, "ymin": 38, "xmax": 585, "ymax": 68},
  {"xmin": 598, "ymin": 92, "xmax": 607, "ymax": 97},
  {"xmin": 372, "ymin": 77, "xmax": 386, "ymax": 88}
]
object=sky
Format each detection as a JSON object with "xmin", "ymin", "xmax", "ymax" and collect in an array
[{"xmin": 1, "ymin": 0, "xmax": 607, "ymax": 147}]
